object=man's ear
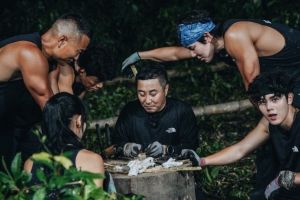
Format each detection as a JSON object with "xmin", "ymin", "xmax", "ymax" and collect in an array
[
  {"xmin": 75, "ymin": 115, "xmax": 82, "ymax": 128},
  {"xmin": 164, "ymin": 84, "xmax": 169, "ymax": 96},
  {"xmin": 288, "ymin": 92, "xmax": 294, "ymax": 105},
  {"xmin": 203, "ymin": 32, "xmax": 213, "ymax": 43},
  {"xmin": 58, "ymin": 35, "xmax": 67, "ymax": 48}
]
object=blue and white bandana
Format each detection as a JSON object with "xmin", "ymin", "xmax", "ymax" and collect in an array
[{"xmin": 178, "ymin": 20, "xmax": 215, "ymax": 47}]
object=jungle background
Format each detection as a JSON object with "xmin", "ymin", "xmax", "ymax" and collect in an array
[{"xmin": 1, "ymin": 0, "xmax": 300, "ymax": 199}]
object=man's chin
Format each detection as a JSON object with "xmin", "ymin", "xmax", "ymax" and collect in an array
[{"xmin": 144, "ymin": 107, "xmax": 156, "ymax": 113}]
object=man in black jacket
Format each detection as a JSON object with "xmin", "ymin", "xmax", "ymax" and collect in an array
[{"xmin": 113, "ymin": 64, "xmax": 198, "ymax": 158}]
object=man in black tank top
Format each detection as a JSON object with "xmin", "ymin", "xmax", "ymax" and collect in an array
[
  {"xmin": 182, "ymin": 71, "xmax": 300, "ymax": 199},
  {"xmin": 0, "ymin": 13, "xmax": 92, "ymax": 173},
  {"xmin": 120, "ymin": 9, "xmax": 300, "ymax": 200}
]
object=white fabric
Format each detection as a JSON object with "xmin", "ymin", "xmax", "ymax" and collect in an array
[
  {"xmin": 162, "ymin": 158, "xmax": 183, "ymax": 168},
  {"xmin": 127, "ymin": 157, "xmax": 155, "ymax": 176}
]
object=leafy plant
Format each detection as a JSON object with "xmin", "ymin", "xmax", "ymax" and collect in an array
[{"xmin": 0, "ymin": 152, "xmax": 112, "ymax": 200}]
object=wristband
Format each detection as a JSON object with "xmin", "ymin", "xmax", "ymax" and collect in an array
[
  {"xmin": 166, "ymin": 146, "xmax": 174, "ymax": 154},
  {"xmin": 200, "ymin": 157, "xmax": 206, "ymax": 167}
]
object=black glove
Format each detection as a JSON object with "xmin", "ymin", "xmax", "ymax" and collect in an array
[
  {"xmin": 121, "ymin": 52, "xmax": 140, "ymax": 79},
  {"xmin": 145, "ymin": 141, "xmax": 163, "ymax": 157},
  {"xmin": 265, "ymin": 170, "xmax": 296, "ymax": 200},
  {"xmin": 181, "ymin": 149, "xmax": 204, "ymax": 167},
  {"xmin": 123, "ymin": 143, "xmax": 143, "ymax": 158}
]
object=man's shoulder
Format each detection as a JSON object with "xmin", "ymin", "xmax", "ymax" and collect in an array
[
  {"xmin": 0, "ymin": 32, "xmax": 41, "ymax": 49},
  {"xmin": 166, "ymin": 98, "xmax": 194, "ymax": 113},
  {"xmin": 167, "ymin": 97, "xmax": 191, "ymax": 108}
]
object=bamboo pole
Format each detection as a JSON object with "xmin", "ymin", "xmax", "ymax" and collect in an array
[
  {"xmin": 88, "ymin": 99, "xmax": 253, "ymax": 130},
  {"xmin": 105, "ymin": 62, "xmax": 231, "ymax": 86}
]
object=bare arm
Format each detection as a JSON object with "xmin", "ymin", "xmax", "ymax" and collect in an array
[
  {"xmin": 138, "ymin": 46, "xmax": 193, "ymax": 62},
  {"xmin": 48, "ymin": 64, "xmax": 60, "ymax": 94},
  {"xmin": 205, "ymin": 117, "xmax": 269, "ymax": 165},
  {"xmin": 77, "ymin": 150, "xmax": 105, "ymax": 187},
  {"xmin": 20, "ymin": 45, "xmax": 53, "ymax": 109},
  {"xmin": 224, "ymin": 24, "xmax": 260, "ymax": 91},
  {"xmin": 295, "ymin": 174, "xmax": 300, "ymax": 185},
  {"xmin": 57, "ymin": 63, "xmax": 75, "ymax": 95}
]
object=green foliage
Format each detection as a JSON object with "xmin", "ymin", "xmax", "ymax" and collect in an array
[
  {"xmin": 0, "ymin": 152, "xmax": 111, "ymax": 200},
  {"xmin": 1, "ymin": 1, "xmax": 299, "ymax": 199}
]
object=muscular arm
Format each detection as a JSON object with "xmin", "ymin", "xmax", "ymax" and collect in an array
[
  {"xmin": 20, "ymin": 45, "xmax": 53, "ymax": 109},
  {"xmin": 48, "ymin": 64, "xmax": 60, "ymax": 94},
  {"xmin": 57, "ymin": 63, "xmax": 75, "ymax": 94},
  {"xmin": 205, "ymin": 117, "xmax": 269, "ymax": 165},
  {"xmin": 138, "ymin": 46, "xmax": 193, "ymax": 62},
  {"xmin": 224, "ymin": 24, "xmax": 260, "ymax": 91}
]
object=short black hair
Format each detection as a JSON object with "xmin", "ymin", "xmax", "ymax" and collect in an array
[
  {"xmin": 135, "ymin": 65, "xmax": 168, "ymax": 89},
  {"xmin": 248, "ymin": 71, "xmax": 293, "ymax": 104},
  {"xmin": 77, "ymin": 44, "xmax": 117, "ymax": 82},
  {"xmin": 177, "ymin": 10, "xmax": 223, "ymax": 44},
  {"xmin": 58, "ymin": 13, "xmax": 93, "ymax": 39}
]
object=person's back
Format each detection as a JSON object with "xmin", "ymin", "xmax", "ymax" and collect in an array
[{"xmin": 24, "ymin": 92, "xmax": 104, "ymax": 199}]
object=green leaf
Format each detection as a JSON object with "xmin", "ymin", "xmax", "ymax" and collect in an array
[
  {"xmin": 85, "ymin": 187, "xmax": 107, "ymax": 199},
  {"xmin": 53, "ymin": 155, "xmax": 72, "ymax": 169},
  {"xmin": 11, "ymin": 152, "xmax": 22, "ymax": 178},
  {"xmin": 31, "ymin": 152, "xmax": 53, "ymax": 169},
  {"xmin": 210, "ymin": 166, "xmax": 220, "ymax": 179},
  {"xmin": 33, "ymin": 187, "xmax": 46, "ymax": 200},
  {"xmin": 64, "ymin": 170, "xmax": 104, "ymax": 180},
  {"xmin": 0, "ymin": 171, "xmax": 11, "ymax": 183},
  {"xmin": 49, "ymin": 176, "xmax": 69, "ymax": 188},
  {"xmin": 36, "ymin": 168, "xmax": 47, "ymax": 184}
]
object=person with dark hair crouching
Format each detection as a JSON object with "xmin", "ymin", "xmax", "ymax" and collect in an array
[
  {"xmin": 182, "ymin": 71, "xmax": 300, "ymax": 199},
  {"xmin": 24, "ymin": 93, "xmax": 105, "ymax": 198}
]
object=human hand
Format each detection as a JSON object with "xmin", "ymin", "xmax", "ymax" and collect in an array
[
  {"xmin": 264, "ymin": 170, "xmax": 296, "ymax": 199},
  {"xmin": 121, "ymin": 52, "xmax": 140, "ymax": 79},
  {"xmin": 264, "ymin": 177, "xmax": 280, "ymax": 200},
  {"xmin": 145, "ymin": 141, "xmax": 164, "ymax": 157},
  {"xmin": 181, "ymin": 149, "xmax": 205, "ymax": 167},
  {"xmin": 123, "ymin": 143, "xmax": 143, "ymax": 157}
]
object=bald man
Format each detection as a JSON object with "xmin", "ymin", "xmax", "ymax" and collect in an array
[{"xmin": 0, "ymin": 13, "xmax": 92, "ymax": 172}]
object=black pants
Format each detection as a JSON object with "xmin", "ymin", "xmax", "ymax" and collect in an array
[{"xmin": 250, "ymin": 140, "xmax": 279, "ymax": 200}]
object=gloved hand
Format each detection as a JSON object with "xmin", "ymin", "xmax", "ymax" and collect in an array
[
  {"xmin": 123, "ymin": 143, "xmax": 143, "ymax": 158},
  {"xmin": 145, "ymin": 141, "xmax": 164, "ymax": 157},
  {"xmin": 181, "ymin": 149, "xmax": 205, "ymax": 167},
  {"xmin": 264, "ymin": 170, "xmax": 296, "ymax": 200},
  {"xmin": 121, "ymin": 52, "xmax": 141, "ymax": 79}
]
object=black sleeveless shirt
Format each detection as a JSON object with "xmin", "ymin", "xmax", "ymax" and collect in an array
[{"xmin": 218, "ymin": 19, "xmax": 300, "ymax": 78}]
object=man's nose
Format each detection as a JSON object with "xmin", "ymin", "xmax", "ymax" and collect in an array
[
  {"xmin": 191, "ymin": 51, "xmax": 197, "ymax": 57},
  {"xmin": 266, "ymin": 102, "xmax": 273, "ymax": 111},
  {"xmin": 146, "ymin": 95, "xmax": 151, "ymax": 104}
]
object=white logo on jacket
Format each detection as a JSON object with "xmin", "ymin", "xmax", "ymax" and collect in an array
[
  {"xmin": 166, "ymin": 128, "xmax": 176, "ymax": 133},
  {"xmin": 292, "ymin": 146, "xmax": 299, "ymax": 152}
]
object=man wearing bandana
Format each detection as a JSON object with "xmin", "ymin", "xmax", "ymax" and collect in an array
[
  {"xmin": 181, "ymin": 71, "xmax": 300, "ymax": 200},
  {"xmin": 121, "ymin": 10, "xmax": 300, "ymax": 199}
]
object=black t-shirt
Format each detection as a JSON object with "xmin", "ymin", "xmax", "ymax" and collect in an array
[
  {"xmin": 113, "ymin": 97, "xmax": 199, "ymax": 155},
  {"xmin": 268, "ymin": 112, "xmax": 300, "ymax": 197}
]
